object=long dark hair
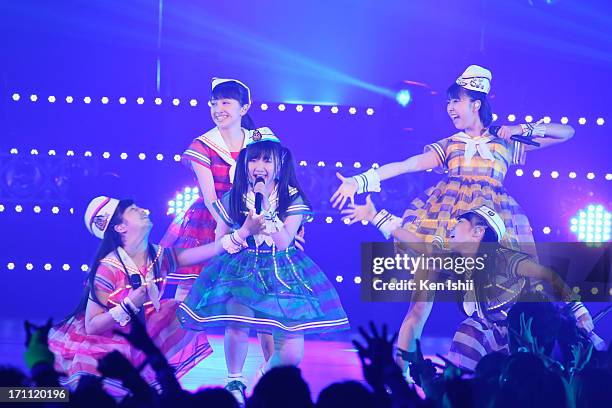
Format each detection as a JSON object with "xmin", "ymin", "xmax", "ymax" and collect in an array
[
  {"xmin": 211, "ymin": 80, "xmax": 256, "ymax": 130},
  {"xmin": 447, "ymin": 83, "xmax": 493, "ymax": 128},
  {"xmin": 228, "ymin": 141, "xmax": 311, "ymax": 225},
  {"xmin": 59, "ymin": 199, "xmax": 161, "ymax": 325}
]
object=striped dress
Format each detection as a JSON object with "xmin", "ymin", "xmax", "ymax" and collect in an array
[
  {"xmin": 401, "ymin": 132, "xmax": 534, "ymax": 254},
  {"xmin": 178, "ymin": 190, "xmax": 350, "ymax": 334},
  {"xmin": 48, "ymin": 246, "xmax": 212, "ymax": 394},
  {"xmin": 161, "ymin": 136, "xmax": 241, "ymax": 286},
  {"xmin": 446, "ymin": 248, "xmax": 531, "ymax": 370}
]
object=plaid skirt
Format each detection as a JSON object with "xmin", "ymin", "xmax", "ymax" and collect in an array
[
  {"xmin": 178, "ymin": 247, "xmax": 350, "ymax": 334},
  {"xmin": 401, "ymin": 175, "xmax": 535, "ymax": 255},
  {"xmin": 161, "ymin": 198, "xmax": 217, "ymax": 284},
  {"xmin": 49, "ymin": 299, "xmax": 212, "ymax": 395}
]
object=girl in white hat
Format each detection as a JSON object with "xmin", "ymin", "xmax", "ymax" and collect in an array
[
  {"xmin": 160, "ymin": 78, "xmax": 282, "ymax": 363},
  {"xmin": 162, "ymin": 78, "xmax": 255, "ymax": 299},
  {"xmin": 332, "ymin": 65, "xmax": 574, "ymax": 256},
  {"xmin": 48, "ymin": 196, "xmax": 223, "ymax": 394},
  {"xmin": 177, "ymin": 134, "xmax": 349, "ymax": 404}
]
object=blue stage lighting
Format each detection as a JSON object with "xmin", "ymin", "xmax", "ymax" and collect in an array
[
  {"xmin": 167, "ymin": 186, "xmax": 200, "ymax": 215},
  {"xmin": 570, "ymin": 204, "xmax": 611, "ymax": 243},
  {"xmin": 395, "ymin": 89, "xmax": 412, "ymax": 107}
]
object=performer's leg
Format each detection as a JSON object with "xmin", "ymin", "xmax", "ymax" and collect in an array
[
  {"xmin": 396, "ymin": 301, "xmax": 433, "ymax": 369},
  {"xmin": 265, "ymin": 331, "xmax": 304, "ymax": 370},
  {"xmin": 257, "ymin": 332, "xmax": 274, "ymax": 362},
  {"xmin": 224, "ymin": 298, "xmax": 254, "ymax": 376}
]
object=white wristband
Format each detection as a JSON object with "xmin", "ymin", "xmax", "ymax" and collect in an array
[
  {"xmin": 110, "ymin": 303, "xmax": 131, "ymax": 327},
  {"xmin": 567, "ymin": 301, "xmax": 589, "ymax": 320},
  {"xmin": 222, "ymin": 231, "xmax": 247, "ymax": 254},
  {"xmin": 371, "ymin": 209, "xmax": 402, "ymax": 239},
  {"xmin": 352, "ymin": 168, "xmax": 381, "ymax": 194},
  {"xmin": 520, "ymin": 119, "xmax": 546, "ymax": 137}
]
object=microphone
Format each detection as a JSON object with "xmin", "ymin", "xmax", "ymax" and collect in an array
[
  {"xmin": 130, "ymin": 274, "xmax": 142, "ymax": 289},
  {"xmin": 254, "ymin": 176, "xmax": 265, "ymax": 214},
  {"xmin": 488, "ymin": 125, "xmax": 541, "ymax": 147}
]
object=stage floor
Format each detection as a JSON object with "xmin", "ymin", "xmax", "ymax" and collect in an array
[{"xmin": 0, "ymin": 319, "xmax": 451, "ymax": 398}]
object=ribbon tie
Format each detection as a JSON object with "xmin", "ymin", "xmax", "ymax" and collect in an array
[{"xmin": 452, "ymin": 134, "xmax": 495, "ymax": 165}]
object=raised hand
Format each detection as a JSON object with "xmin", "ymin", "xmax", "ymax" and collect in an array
[
  {"xmin": 509, "ymin": 313, "xmax": 543, "ymax": 354},
  {"xmin": 408, "ymin": 339, "xmax": 437, "ymax": 386},
  {"xmin": 341, "ymin": 194, "xmax": 377, "ymax": 225},
  {"xmin": 352, "ymin": 321, "xmax": 399, "ymax": 390},
  {"xmin": 126, "ymin": 285, "xmax": 148, "ymax": 309},
  {"xmin": 241, "ymin": 209, "xmax": 266, "ymax": 236},
  {"xmin": 330, "ymin": 172, "xmax": 357, "ymax": 210},
  {"xmin": 569, "ymin": 341, "xmax": 593, "ymax": 375}
]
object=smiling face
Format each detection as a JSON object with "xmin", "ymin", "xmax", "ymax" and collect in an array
[
  {"xmin": 247, "ymin": 153, "xmax": 276, "ymax": 187},
  {"xmin": 210, "ymin": 98, "xmax": 247, "ymax": 130},
  {"xmin": 447, "ymin": 92, "xmax": 481, "ymax": 131}
]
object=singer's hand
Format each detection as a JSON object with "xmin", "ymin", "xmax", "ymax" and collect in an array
[
  {"xmin": 127, "ymin": 285, "xmax": 147, "ymax": 309},
  {"xmin": 576, "ymin": 312, "xmax": 594, "ymax": 333},
  {"xmin": 494, "ymin": 125, "xmax": 522, "ymax": 141},
  {"xmin": 241, "ymin": 209, "xmax": 266, "ymax": 236}
]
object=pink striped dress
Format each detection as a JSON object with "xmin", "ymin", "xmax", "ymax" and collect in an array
[{"xmin": 48, "ymin": 246, "xmax": 212, "ymax": 393}]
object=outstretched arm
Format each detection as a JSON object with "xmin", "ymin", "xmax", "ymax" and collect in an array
[
  {"xmin": 330, "ymin": 150, "xmax": 440, "ymax": 209},
  {"xmin": 376, "ymin": 150, "xmax": 440, "ymax": 180},
  {"xmin": 175, "ymin": 240, "xmax": 224, "ymax": 266},
  {"xmin": 517, "ymin": 259, "xmax": 593, "ymax": 332},
  {"xmin": 342, "ymin": 195, "xmax": 433, "ymax": 252}
]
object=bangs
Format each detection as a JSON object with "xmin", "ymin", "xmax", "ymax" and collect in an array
[
  {"xmin": 447, "ymin": 83, "xmax": 468, "ymax": 100},
  {"xmin": 210, "ymin": 81, "xmax": 249, "ymax": 105},
  {"xmin": 115, "ymin": 199, "xmax": 135, "ymax": 218},
  {"xmin": 245, "ymin": 141, "xmax": 280, "ymax": 162}
]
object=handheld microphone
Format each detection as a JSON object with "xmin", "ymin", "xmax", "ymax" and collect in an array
[
  {"xmin": 130, "ymin": 274, "xmax": 142, "ymax": 289},
  {"xmin": 488, "ymin": 125, "xmax": 541, "ymax": 147},
  {"xmin": 254, "ymin": 176, "xmax": 265, "ymax": 214}
]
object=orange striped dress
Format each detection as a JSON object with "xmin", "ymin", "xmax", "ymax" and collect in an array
[
  {"xmin": 48, "ymin": 246, "xmax": 212, "ymax": 393},
  {"xmin": 401, "ymin": 132, "xmax": 534, "ymax": 253}
]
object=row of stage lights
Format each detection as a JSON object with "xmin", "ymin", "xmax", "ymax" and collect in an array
[
  {"xmin": 10, "ymin": 93, "xmax": 375, "ymax": 116},
  {"xmin": 8, "ymin": 148, "xmax": 182, "ymax": 162},
  {"xmin": 0, "ymin": 204, "xmax": 71, "ymax": 214},
  {"xmin": 9, "ymin": 94, "xmax": 609, "ymax": 124},
  {"xmin": 0, "ymin": 201, "xmax": 573, "ymax": 237},
  {"xmin": 492, "ymin": 114, "xmax": 605, "ymax": 126},
  {"xmin": 5, "ymin": 262, "xmax": 89, "ymax": 272},
  {"xmin": 5, "ymin": 148, "xmax": 612, "ymax": 181},
  {"xmin": 2, "ymin": 260, "xmax": 610, "ymax": 295}
]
